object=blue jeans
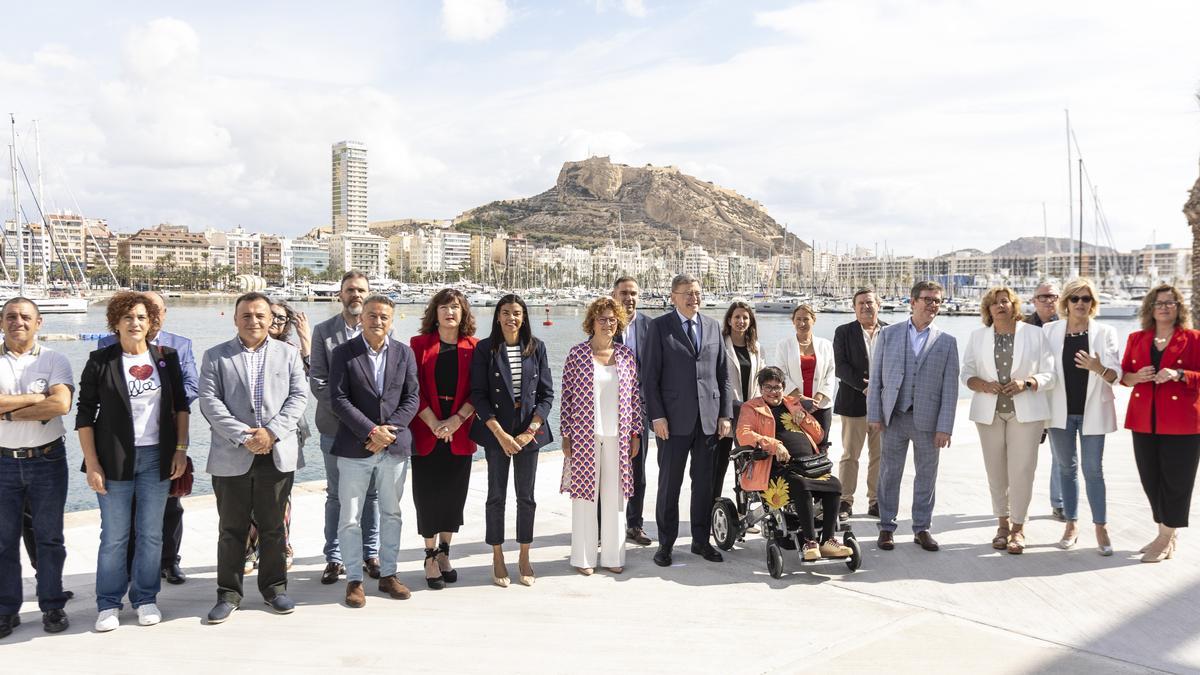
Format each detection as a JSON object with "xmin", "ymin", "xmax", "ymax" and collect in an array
[
  {"xmin": 1048, "ymin": 416, "xmax": 1107, "ymax": 524},
  {"xmin": 337, "ymin": 452, "xmax": 408, "ymax": 582},
  {"xmin": 1049, "ymin": 445, "xmax": 1063, "ymax": 509},
  {"xmin": 0, "ymin": 438, "xmax": 68, "ymax": 615},
  {"xmin": 321, "ymin": 434, "xmax": 379, "ymax": 564},
  {"xmin": 95, "ymin": 445, "xmax": 170, "ymax": 610}
]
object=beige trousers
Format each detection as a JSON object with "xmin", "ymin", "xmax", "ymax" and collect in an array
[
  {"xmin": 837, "ymin": 415, "xmax": 882, "ymax": 507},
  {"xmin": 976, "ymin": 411, "xmax": 1043, "ymax": 524}
]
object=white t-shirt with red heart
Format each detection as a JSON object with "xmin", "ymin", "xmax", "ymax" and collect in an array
[{"xmin": 123, "ymin": 351, "xmax": 162, "ymax": 447}]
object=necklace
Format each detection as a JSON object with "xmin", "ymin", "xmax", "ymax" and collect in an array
[{"xmin": 796, "ymin": 337, "xmax": 812, "ymax": 347}]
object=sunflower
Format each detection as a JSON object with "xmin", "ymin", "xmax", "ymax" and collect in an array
[
  {"xmin": 763, "ymin": 476, "xmax": 790, "ymax": 509},
  {"xmin": 780, "ymin": 411, "xmax": 804, "ymax": 434}
]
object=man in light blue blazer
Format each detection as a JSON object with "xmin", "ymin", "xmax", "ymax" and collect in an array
[
  {"xmin": 867, "ymin": 280, "xmax": 959, "ymax": 552},
  {"xmin": 611, "ymin": 276, "xmax": 654, "ymax": 546},
  {"xmin": 97, "ymin": 291, "xmax": 197, "ymax": 584},
  {"xmin": 644, "ymin": 273, "xmax": 733, "ymax": 566},
  {"xmin": 199, "ymin": 292, "xmax": 309, "ymax": 624}
]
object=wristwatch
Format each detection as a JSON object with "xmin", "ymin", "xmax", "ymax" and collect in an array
[{"xmin": 528, "ymin": 422, "xmax": 542, "ymax": 433}]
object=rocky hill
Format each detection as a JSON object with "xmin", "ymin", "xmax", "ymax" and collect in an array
[
  {"xmin": 991, "ymin": 236, "xmax": 1116, "ymax": 257},
  {"xmin": 455, "ymin": 156, "xmax": 806, "ymax": 256}
]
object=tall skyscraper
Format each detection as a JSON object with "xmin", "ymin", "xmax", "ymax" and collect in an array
[{"xmin": 332, "ymin": 140, "xmax": 368, "ymax": 233}]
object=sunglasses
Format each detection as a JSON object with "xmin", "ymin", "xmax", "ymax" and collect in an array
[
  {"xmin": 1068, "ymin": 296, "xmax": 1093, "ymax": 304},
  {"xmin": 1034, "ymin": 294, "xmax": 1059, "ymax": 302}
]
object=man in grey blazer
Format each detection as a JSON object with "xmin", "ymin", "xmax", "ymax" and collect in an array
[
  {"xmin": 644, "ymin": 274, "xmax": 733, "ymax": 566},
  {"xmin": 200, "ymin": 292, "xmax": 309, "ymax": 623},
  {"xmin": 309, "ymin": 270, "xmax": 380, "ymax": 584},
  {"xmin": 867, "ymin": 280, "xmax": 959, "ymax": 552},
  {"xmin": 611, "ymin": 276, "xmax": 654, "ymax": 546}
]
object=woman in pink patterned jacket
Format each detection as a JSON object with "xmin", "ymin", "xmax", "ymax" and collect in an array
[{"xmin": 560, "ymin": 297, "xmax": 644, "ymax": 575}]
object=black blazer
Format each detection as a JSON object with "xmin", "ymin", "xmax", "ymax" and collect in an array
[
  {"xmin": 76, "ymin": 343, "xmax": 189, "ymax": 481},
  {"xmin": 329, "ymin": 336, "xmax": 420, "ymax": 459},
  {"xmin": 469, "ymin": 337, "xmax": 555, "ymax": 451},
  {"xmin": 832, "ymin": 319, "xmax": 887, "ymax": 417}
]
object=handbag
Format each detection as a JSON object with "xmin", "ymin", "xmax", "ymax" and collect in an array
[
  {"xmin": 169, "ymin": 456, "xmax": 194, "ymax": 498},
  {"xmin": 792, "ymin": 452, "xmax": 833, "ymax": 479}
]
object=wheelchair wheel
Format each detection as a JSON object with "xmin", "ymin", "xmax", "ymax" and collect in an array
[
  {"xmin": 845, "ymin": 532, "xmax": 862, "ymax": 572},
  {"xmin": 711, "ymin": 498, "xmax": 739, "ymax": 552},
  {"xmin": 766, "ymin": 541, "xmax": 785, "ymax": 579}
]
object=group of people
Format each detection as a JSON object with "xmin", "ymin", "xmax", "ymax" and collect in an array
[{"xmin": 2, "ymin": 271, "xmax": 1198, "ymax": 638}]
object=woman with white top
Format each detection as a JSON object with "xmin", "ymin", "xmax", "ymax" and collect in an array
[
  {"xmin": 1042, "ymin": 278, "xmax": 1120, "ymax": 555},
  {"xmin": 716, "ymin": 301, "xmax": 762, "ymax": 501},
  {"xmin": 76, "ymin": 292, "xmax": 190, "ymax": 631},
  {"xmin": 560, "ymin": 297, "xmax": 643, "ymax": 575},
  {"xmin": 962, "ymin": 287, "xmax": 1055, "ymax": 554},
  {"xmin": 774, "ymin": 304, "xmax": 835, "ymax": 449}
]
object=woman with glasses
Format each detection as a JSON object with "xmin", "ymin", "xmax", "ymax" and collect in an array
[
  {"xmin": 962, "ymin": 287, "xmax": 1054, "ymax": 554},
  {"xmin": 1121, "ymin": 284, "xmax": 1200, "ymax": 562},
  {"xmin": 1042, "ymin": 279, "xmax": 1119, "ymax": 555},
  {"xmin": 774, "ymin": 305, "xmax": 835, "ymax": 449}
]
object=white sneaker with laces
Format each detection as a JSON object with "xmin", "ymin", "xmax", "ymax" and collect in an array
[
  {"xmin": 137, "ymin": 603, "xmax": 162, "ymax": 626},
  {"xmin": 95, "ymin": 608, "xmax": 120, "ymax": 632}
]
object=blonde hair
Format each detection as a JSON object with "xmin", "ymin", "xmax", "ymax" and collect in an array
[
  {"xmin": 1058, "ymin": 278, "xmax": 1100, "ymax": 319},
  {"xmin": 1139, "ymin": 284, "xmax": 1191, "ymax": 331},
  {"xmin": 979, "ymin": 286, "xmax": 1024, "ymax": 327}
]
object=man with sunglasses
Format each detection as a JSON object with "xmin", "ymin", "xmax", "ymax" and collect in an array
[
  {"xmin": 868, "ymin": 280, "xmax": 960, "ymax": 552},
  {"xmin": 1026, "ymin": 281, "xmax": 1065, "ymax": 522}
]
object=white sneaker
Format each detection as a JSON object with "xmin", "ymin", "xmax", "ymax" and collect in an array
[
  {"xmin": 95, "ymin": 608, "xmax": 120, "ymax": 632},
  {"xmin": 136, "ymin": 603, "xmax": 162, "ymax": 626}
]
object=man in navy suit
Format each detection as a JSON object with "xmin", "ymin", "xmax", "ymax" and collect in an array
[
  {"xmin": 644, "ymin": 274, "xmax": 733, "ymax": 566},
  {"xmin": 611, "ymin": 276, "xmax": 654, "ymax": 546},
  {"xmin": 328, "ymin": 295, "xmax": 419, "ymax": 608},
  {"xmin": 96, "ymin": 291, "xmax": 197, "ymax": 584}
]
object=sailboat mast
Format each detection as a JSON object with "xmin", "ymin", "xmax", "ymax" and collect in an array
[
  {"xmin": 9, "ymin": 114, "xmax": 23, "ymax": 294},
  {"xmin": 34, "ymin": 119, "xmax": 46, "ymax": 288},
  {"xmin": 1065, "ymin": 109, "xmax": 1073, "ymax": 270}
]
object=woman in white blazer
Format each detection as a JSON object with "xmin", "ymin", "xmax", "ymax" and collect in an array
[
  {"xmin": 962, "ymin": 287, "xmax": 1055, "ymax": 555},
  {"xmin": 1042, "ymin": 278, "xmax": 1121, "ymax": 555},
  {"xmin": 774, "ymin": 304, "xmax": 835, "ymax": 450},
  {"xmin": 716, "ymin": 301, "xmax": 763, "ymax": 501}
]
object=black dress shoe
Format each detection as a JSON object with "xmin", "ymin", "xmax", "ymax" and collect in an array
[
  {"xmin": 363, "ymin": 557, "xmax": 382, "ymax": 579},
  {"xmin": 690, "ymin": 542, "xmax": 724, "ymax": 562},
  {"xmin": 877, "ymin": 530, "xmax": 895, "ymax": 550},
  {"xmin": 42, "ymin": 608, "xmax": 68, "ymax": 633},
  {"xmin": 321, "ymin": 562, "xmax": 345, "ymax": 585},
  {"xmin": 264, "ymin": 594, "xmax": 295, "ymax": 614},
  {"xmin": 626, "ymin": 527, "xmax": 652, "ymax": 546},
  {"xmin": 207, "ymin": 601, "xmax": 237, "ymax": 624},
  {"xmin": 867, "ymin": 503, "xmax": 880, "ymax": 518},
  {"xmin": 914, "ymin": 530, "xmax": 940, "ymax": 552},
  {"xmin": 838, "ymin": 501, "xmax": 852, "ymax": 522},
  {"xmin": 162, "ymin": 562, "xmax": 187, "ymax": 585},
  {"xmin": 0, "ymin": 613, "xmax": 19, "ymax": 638},
  {"xmin": 652, "ymin": 546, "xmax": 672, "ymax": 567},
  {"xmin": 1051, "ymin": 507, "xmax": 1067, "ymax": 522},
  {"xmin": 63, "ymin": 590, "xmax": 74, "ymax": 601}
]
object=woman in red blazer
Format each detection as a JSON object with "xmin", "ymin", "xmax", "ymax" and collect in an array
[
  {"xmin": 1121, "ymin": 284, "xmax": 1200, "ymax": 563},
  {"xmin": 409, "ymin": 289, "xmax": 479, "ymax": 589}
]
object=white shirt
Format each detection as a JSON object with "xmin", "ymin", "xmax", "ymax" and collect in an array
[
  {"xmin": 593, "ymin": 361, "xmax": 619, "ymax": 437},
  {"xmin": 122, "ymin": 351, "xmax": 163, "ymax": 446},
  {"xmin": 344, "ymin": 320, "xmax": 362, "ymax": 343},
  {"xmin": 862, "ymin": 323, "xmax": 881, "ymax": 368},
  {"xmin": 363, "ymin": 335, "xmax": 388, "ymax": 392},
  {"xmin": 0, "ymin": 342, "xmax": 73, "ymax": 448},
  {"xmin": 674, "ymin": 309, "xmax": 701, "ymax": 349}
]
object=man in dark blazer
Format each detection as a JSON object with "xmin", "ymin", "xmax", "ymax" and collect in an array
[
  {"xmin": 611, "ymin": 276, "xmax": 654, "ymax": 546},
  {"xmin": 832, "ymin": 289, "xmax": 886, "ymax": 521},
  {"xmin": 309, "ymin": 270, "xmax": 381, "ymax": 584},
  {"xmin": 329, "ymin": 295, "xmax": 419, "ymax": 608},
  {"xmin": 644, "ymin": 273, "xmax": 733, "ymax": 566}
]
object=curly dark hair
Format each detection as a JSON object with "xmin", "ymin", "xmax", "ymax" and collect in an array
[
  {"xmin": 582, "ymin": 296, "xmax": 628, "ymax": 337},
  {"xmin": 419, "ymin": 288, "xmax": 476, "ymax": 337},
  {"xmin": 105, "ymin": 291, "xmax": 162, "ymax": 340}
]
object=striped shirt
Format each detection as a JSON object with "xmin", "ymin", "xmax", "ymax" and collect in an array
[
  {"xmin": 241, "ymin": 337, "xmax": 268, "ymax": 427},
  {"xmin": 506, "ymin": 344, "xmax": 523, "ymax": 399}
]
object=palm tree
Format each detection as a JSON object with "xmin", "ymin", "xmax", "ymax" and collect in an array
[{"xmin": 1185, "ymin": 162, "xmax": 1200, "ymax": 319}]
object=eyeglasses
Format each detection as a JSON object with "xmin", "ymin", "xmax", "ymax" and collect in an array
[
  {"xmin": 1068, "ymin": 296, "xmax": 1093, "ymax": 304},
  {"xmin": 917, "ymin": 297, "xmax": 942, "ymax": 306},
  {"xmin": 271, "ymin": 314, "xmax": 289, "ymax": 325},
  {"xmin": 673, "ymin": 290, "xmax": 702, "ymax": 298},
  {"xmin": 1155, "ymin": 301, "xmax": 1179, "ymax": 309},
  {"xmin": 594, "ymin": 316, "xmax": 619, "ymax": 325},
  {"xmin": 1034, "ymin": 294, "xmax": 1059, "ymax": 302},
  {"xmin": 761, "ymin": 384, "xmax": 785, "ymax": 393}
]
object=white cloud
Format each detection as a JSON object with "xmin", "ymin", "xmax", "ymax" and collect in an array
[
  {"xmin": 441, "ymin": 0, "xmax": 510, "ymax": 42},
  {"xmin": 622, "ymin": 0, "xmax": 647, "ymax": 18},
  {"xmin": 121, "ymin": 17, "xmax": 199, "ymax": 81}
]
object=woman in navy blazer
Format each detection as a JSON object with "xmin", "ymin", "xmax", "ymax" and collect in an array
[{"xmin": 470, "ymin": 294, "xmax": 554, "ymax": 587}]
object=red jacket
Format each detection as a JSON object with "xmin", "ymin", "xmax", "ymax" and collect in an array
[
  {"xmin": 410, "ymin": 332, "xmax": 479, "ymax": 456},
  {"xmin": 1122, "ymin": 328, "xmax": 1200, "ymax": 435}
]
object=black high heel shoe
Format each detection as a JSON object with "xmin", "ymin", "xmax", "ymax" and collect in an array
[
  {"xmin": 424, "ymin": 548, "xmax": 446, "ymax": 590},
  {"xmin": 438, "ymin": 541, "xmax": 458, "ymax": 584}
]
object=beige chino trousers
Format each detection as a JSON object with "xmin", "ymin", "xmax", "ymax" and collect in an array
[
  {"xmin": 976, "ymin": 411, "xmax": 1043, "ymax": 524},
  {"xmin": 838, "ymin": 415, "xmax": 882, "ymax": 507}
]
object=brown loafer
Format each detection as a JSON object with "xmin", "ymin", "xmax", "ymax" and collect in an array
[
  {"xmin": 345, "ymin": 580, "xmax": 365, "ymax": 608},
  {"xmin": 626, "ymin": 527, "xmax": 652, "ymax": 546},
  {"xmin": 877, "ymin": 530, "xmax": 895, "ymax": 550},
  {"xmin": 914, "ymin": 531, "xmax": 940, "ymax": 552},
  {"xmin": 364, "ymin": 557, "xmax": 382, "ymax": 579},
  {"xmin": 379, "ymin": 575, "xmax": 412, "ymax": 600},
  {"xmin": 321, "ymin": 562, "xmax": 345, "ymax": 585}
]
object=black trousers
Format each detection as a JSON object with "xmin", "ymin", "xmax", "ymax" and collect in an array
[
  {"xmin": 484, "ymin": 446, "xmax": 538, "ymax": 546},
  {"xmin": 625, "ymin": 421, "xmax": 650, "ymax": 529},
  {"xmin": 1132, "ymin": 432, "xmax": 1200, "ymax": 528},
  {"xmin": 212, "ymin": 455, "xmax": 293, "ymax": 604},
  {"xmin": 812, "ymin": 406, "xmax": 833, "ymax": 451},
  {"xmin": 656, "ymin": 418, "xmax": 716, "ymax": 549}
]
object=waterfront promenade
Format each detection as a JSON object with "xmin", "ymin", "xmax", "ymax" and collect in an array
[{"xmin": 6, "ymin": 388, "xmax": 1198, "ymax": 673}]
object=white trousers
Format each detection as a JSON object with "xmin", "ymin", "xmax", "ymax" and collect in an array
[{"xmin": 570, "ymin": 435, "xmax": 625, "ymax": 568}]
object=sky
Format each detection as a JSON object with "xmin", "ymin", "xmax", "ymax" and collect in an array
[{"xmin": 3, "ymin": 0, "xmax": 1200, "ymax": 256}]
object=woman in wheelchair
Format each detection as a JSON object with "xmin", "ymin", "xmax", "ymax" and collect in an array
[{"xmin": 736, "ymin": 367, "xmax": 854, "ymax": 561}]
